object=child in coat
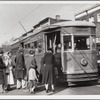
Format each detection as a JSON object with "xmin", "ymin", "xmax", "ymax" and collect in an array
[{"xmin": 28, "ymin": 50, "xmax": 38, "ymax": 94}]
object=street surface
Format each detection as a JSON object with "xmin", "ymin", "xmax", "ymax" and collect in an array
[{"xmin": 1, "ymin": 81, "xmax": 100, "ymax": 95}]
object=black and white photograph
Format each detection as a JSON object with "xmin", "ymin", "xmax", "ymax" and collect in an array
[{"xmin": 0, "ymin": 1, "xmax": 100, "ymax": 99}]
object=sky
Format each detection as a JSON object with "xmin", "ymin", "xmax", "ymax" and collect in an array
[{"xmin": 0, "ymin": 2, "xmax": 98, "ymax": 46}]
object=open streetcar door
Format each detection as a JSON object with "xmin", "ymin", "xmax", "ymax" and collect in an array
[{"xmin": 44, "ymin": 31, "xmax": 61, "ymax": 53}]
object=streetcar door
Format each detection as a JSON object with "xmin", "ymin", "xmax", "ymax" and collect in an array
[
  {"xmin": 45, "ymin": 32, "xmax": 60, "ymax": 53},
  {"xmin": 61, "ymin": 34, "xmax": 74, "ymax": 73}
]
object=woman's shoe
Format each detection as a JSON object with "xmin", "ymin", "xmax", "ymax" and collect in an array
[
  {"xmin": 30, "ymin": 90, "xmax": 35, "ymax": 94},
  {"xmin": 52, "ymin": 89, "xmax": 55, "ymax": 92},
  {"xmin": 7, "ymin": 88, "xmax": 11, "ymax": 91},
  {"xmin": 46, "ymin": 89, "xmax": 48, "ymax": 93},
  {"xmin": 32, "ymin": 90, "xmax": 35, "ymax": 94}
]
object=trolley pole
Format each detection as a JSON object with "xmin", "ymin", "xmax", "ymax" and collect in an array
[{"xmin": 19, "ymin": 21, "xmax": 27, "ymax": 33}]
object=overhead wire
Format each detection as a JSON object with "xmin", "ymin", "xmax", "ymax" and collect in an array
[
  {"xmin": 4, "ymin": 4, "xmax": 42, "ymax": 35},
  {"xmin": 20, "ymin": 4, "xmax": 42, "ymax": 22}
]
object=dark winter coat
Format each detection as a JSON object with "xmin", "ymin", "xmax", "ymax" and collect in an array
[
  {"xmin": 0, "ymin": 56, "xmax": 6, "ymax": 84},
  {"xmin": 39, "ymin": 57, "xmax": 45, "ymax": 83},
  {"xmin": 15, "ymin": 52, "xmax": 26, "ymax": 79},
  {"xmin": 41, "ymin": 53, "xmax": 56, "ymax": 84},
  {"xmin": 29, "ymin": 57, "xmax": 37, "ymax": 69}
]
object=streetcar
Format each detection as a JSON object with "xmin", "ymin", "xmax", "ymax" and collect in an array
[{"xmin": 11, "ymin": 20, "xmax": 98, "ymax": 84}]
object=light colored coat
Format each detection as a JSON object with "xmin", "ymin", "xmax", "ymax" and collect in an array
[
  {"xmin": 4, "ymin": 54, "xmax": 14, "ymax": 85},
  {"xmin": 28, "ymin": 68, "xmax": 38, "ymax": 81}
]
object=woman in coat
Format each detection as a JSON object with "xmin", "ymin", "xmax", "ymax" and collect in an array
[
  {"xmin": 4, "ymin": 51, "xmax": 14, "ymax": 91},
  {"xmin": 42, "ymin": 48, "xmax": 56, "ymax": 93}
]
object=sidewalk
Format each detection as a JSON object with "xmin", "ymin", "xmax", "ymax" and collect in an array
[{"xmin": 0, "ymin": 83, "xmax": 47, "ymax": 95}]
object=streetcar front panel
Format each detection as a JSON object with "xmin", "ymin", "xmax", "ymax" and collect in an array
[{"xmin": 61, "ymin": 26, "xmax": 98, "ymax": 82}]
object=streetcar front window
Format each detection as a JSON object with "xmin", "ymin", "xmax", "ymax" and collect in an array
[
  {"xmin": 74, "ymin": 36, "xmax": 90, "ymax": 50},
  {"xmin": 63, "ymin": 35, "xmax": 72, "ymax": 51}
]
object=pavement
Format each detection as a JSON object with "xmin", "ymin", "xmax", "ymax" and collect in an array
[{"xmin": 1, "ymin": 81, "xmax": 100, "ymax": 96}]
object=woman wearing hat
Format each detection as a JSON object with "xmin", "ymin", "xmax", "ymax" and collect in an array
[
  {"xmin": 4, "ymin": 51, "xmax": 14, "ymax": 91},
  {"xmin": 41, "ymin": 48, "xmax": 56, "ymax": 93}
]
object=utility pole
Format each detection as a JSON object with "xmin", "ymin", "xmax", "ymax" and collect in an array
[{"xmin": 19, "ymin": 21, "xmax": 27, "ymax": 33}]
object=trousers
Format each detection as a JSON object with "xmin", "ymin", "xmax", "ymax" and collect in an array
[{"xmin": 17, "ymin": 78, "xmax": 26, "ymax": 89}]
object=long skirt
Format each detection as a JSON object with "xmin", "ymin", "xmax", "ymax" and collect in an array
[
  {"xmin": 7, "ymin": 70, "xmax": 14, "ymax": 85},
  {"xmin": 42, "ymin": 65, "xmax": 55, "ymax": 85}
]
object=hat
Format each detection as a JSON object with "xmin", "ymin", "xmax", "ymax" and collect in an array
[
  {"xmin": 47, "ymin": 48, "xmax": 53, "ymax": 53},
  {"xmin": 29, "ymin": 50, "xmax": 35, "ymax": 55},
  {"xmin": 0, "ymin": 49, "xmax": 3, "ymax": 54}
]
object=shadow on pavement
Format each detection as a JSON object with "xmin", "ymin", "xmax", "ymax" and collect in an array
[
  {"xmin": 48, "ymin": 80, "xmax": 99, "ymax": 95},
  {"xmin": 31, "ymin": 82, "xmax": 68, "ymax": 95},
  {"xmin": 1, "ymin": 80, "xmax": 99, "ymax": 95},
  {"xmin": 36, "ymin": 81, "xmax": 99, "ymax": 95},
  {"xmin": 67, "ymin": 80, "xmax": 99, "ymax": 88},
  {"xmin": 9, "ymin": 86, "xmax": 16, "ymax": 91}
]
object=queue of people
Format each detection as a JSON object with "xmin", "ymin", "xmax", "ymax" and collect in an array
[{"xmin": 0, "ymin": 44, "xmax": 62, "ymax": 94}]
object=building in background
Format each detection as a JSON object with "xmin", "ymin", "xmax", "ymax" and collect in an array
[
  {"xmin": 75, "ymin": 4, "xmax": 100, "ymax": 50},
  {"xmin": 33, "ymin": 15, "xmax": 70, "ymax": 29}
]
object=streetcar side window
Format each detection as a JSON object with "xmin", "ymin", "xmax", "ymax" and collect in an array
[
  {"xmin": 32, "ymin": 40, "xmax": 43, "ymax": 54},
  {"xmin": 63, "ymin": 35, "xmax": 72, "ymax": 51},
  {"xmin": 37, "ymin": 40, "xmax": 42, "ymax": 53},
  {"xmin": 34, "ymin": 41, "xmax": 37, "ymax": 48},
  {"xmin": 74, "ymin": 36, "xmax": 90, "ymax": 50},
  {"xmin": 33, "ymin": 41, "xmax": 38, "ymax": 54},
  {"xmin": 25, "ymin": 44, "xmax": 27, "ymax": 49},
  {"xmin": 28, "ymin": 43, "xmax": 30, "ymax": 48},
  {"xmin": 25, "ymin": 43, "xmax": 30, "ymax": 49}
]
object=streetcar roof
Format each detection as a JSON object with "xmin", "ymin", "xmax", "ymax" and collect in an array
[
  {"xmin": 11, "ymin": 21, "xmax": 96, "ymax": 46},
  {"xmin": 52, "ymin": 21, "xmax": 96, "ymax": 27}
]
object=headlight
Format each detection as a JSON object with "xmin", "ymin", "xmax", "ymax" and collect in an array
[{"xmin": 80, "ymin": 58, "xmax": 88, "ymax": 66}]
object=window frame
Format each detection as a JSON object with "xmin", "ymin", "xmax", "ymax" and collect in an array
[
  {"xmin": 74, "ymin": 35, "xmax": 91, "ymax": 51},
  {"xmin": 63, "ymin": 34, "xmax": 74, "ymax": 52},
  {"xmin": 91, "ymin": 35, "xmax": 96, "ymax": 50}
]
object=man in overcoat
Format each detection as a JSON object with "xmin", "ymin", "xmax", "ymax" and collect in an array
[
  {"xmin": 0, "ymin": 50, "xmax": 6, "ymax": 93},
  {"xmin": 15, "ymin": 46, "xmax": 26, "ymax": 89}
]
